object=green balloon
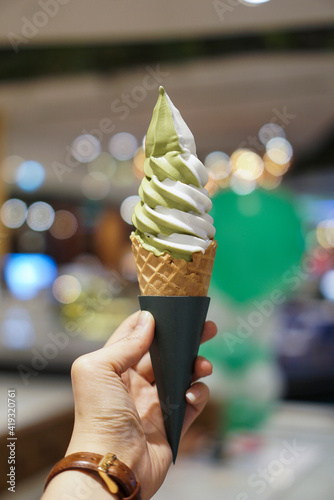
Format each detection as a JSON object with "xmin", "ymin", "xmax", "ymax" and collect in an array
[
  {"xmin": 210, "ymin": 189, "xmax": 305, "ymax": 303},
  {"xmin": 199, "ymin": 332, "xmax": 268, "ymax": 372},
  {"xmin": 226, "ymin": 398, "xmax": 272, "ymax": 431}
]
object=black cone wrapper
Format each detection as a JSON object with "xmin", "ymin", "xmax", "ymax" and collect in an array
[{"xmin": 139, "ymin": 295, "xmax": 210, "ymax": 463}]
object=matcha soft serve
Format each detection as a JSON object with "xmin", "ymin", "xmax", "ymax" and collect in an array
[{"xmin": 132, "ymin": 86, "xmax": 215, "ymax": 261}]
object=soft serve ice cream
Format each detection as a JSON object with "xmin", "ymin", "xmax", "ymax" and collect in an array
[
  {"xmin": 131, "ymin": 86, "xmax": 217, "ymax": 296},
  {"xmin": 132, "ymin": 86, "xmax": 215, "ymax": 261}
]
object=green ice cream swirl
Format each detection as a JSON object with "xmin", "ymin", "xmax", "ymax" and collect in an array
[{"xmin": 132, "ymin": 86, "xmax": 215, "ymax": 261}]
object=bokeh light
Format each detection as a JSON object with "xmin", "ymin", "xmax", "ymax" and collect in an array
[
  {"xmin": 320, "ymin": 270, "xmax": 334, "ymax": 300},
  {"xmin": 205, "ymin": 174, "xmax": 219, "ymax": 197},
  {"xmin": 231, "ymin": 149, "xmax": 250, "ymax": 172},
  {"xmin": 230, "ymin": 172, "xmax": 256, "ymax": 195},
  {"xmin": 88, "ymin": 152, "xmax": 117, "ymax": 178},
  {"xmin": 231, "ymin": 150, "xmax": 264, "ymax": 181},
  {"xmin": 108, "ymin": 132, "xmax": 138, "ymax": 161},
  {"xmin": 16, "ymin": 161, "xmax": 45, "ymax": 192},
  {"xmin": 1, "ymin": 199, "xmax": 27, "ymax": 228},
  {"xmin": 205, "ymin": 151, "xmax": 232, "ymax": 183},
  {"xmin": 266, "ymin": 137, "xmax": 293, "ymax": 165},
  {"xmin": 258, "ymin": 123, "xmax": 286, "ymax": 145},
  {"xmin": 27, "ymin": 202, "xmax": 55, "ymax": 231},
  {"xmin": 120, "ymin": 195, "xmax": 140, "ymax": 225},
  {"xmin": 4, "ymin": 254, "xmax": 57, "ymax": 300},
  {"xmin": 1, "ymin": 155, "xmax": 24, "ymax": 184},
  {"xmin": 50, "ymin": 210, "xmax": 78, "ymax": 240},
  {"xmin": 257, "ymin": 169, "xmax": 282, "ymax": 190},
  {"xmin": 263, "ymin": 153, "xmax": 290, "ymax": 176},
  {"xmin": 316, "ymin": 220, "xmax": 334, "ymax": 249},
  {"xmin": 52, "ymin": 275, "xmax": 82, "ymax": 304},
  {"xmin": 71, "ymin": 134, "xmax": 101, "ymax": 163},
  {"xmin": 133, "ymin": 147, "xmax": 146, "ymax": 180},
  {"xmin": 81, "ymin": 172, "xmax": 110, "ymax": 200}
]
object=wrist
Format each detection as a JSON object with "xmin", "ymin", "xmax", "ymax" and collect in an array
[
  {"xmin": 42, "ymin": 470, "xmax": 116, "ymax": 500},
  {"xmin": 65, "ymin": 434, "xmax": 144, "ymax": 486}
]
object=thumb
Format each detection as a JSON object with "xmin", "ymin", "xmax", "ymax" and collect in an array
[{"xmin": 105, "ymin": 311, "xmax": 154, "ymax": 376}]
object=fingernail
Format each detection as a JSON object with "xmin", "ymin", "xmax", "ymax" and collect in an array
[
  {"xmin": 136, "ymin": 311, "xmax": 150, "ymax": 328},
  {"xmin": 186, "ymin": 390, "xmax": 197, "ymax": 404}
]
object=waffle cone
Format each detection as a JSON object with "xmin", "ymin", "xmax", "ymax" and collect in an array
[{"xmin": 131, "ymin": 234, "xmax": 217, "ymax": 296}]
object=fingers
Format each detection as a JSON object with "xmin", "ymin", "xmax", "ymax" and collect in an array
[
  {"xmin": 133, "ymin": 351, "xmax": 155, "ymax": 384},
  {"xmin": 200, "ymin": 320, "xmax": 217, "ymax": 345},
  {"xmin": 103, "ymin": 313, "xmax": 216, "ymax": 383},
  {"xmin": 193, "ymin": 355, "xmax": 212, "ymax": 382},
  {"xmin": 133, "ymin": 353, "xmax": 213, "ymax": 386},
  {"xmin": 180, "ymin": 331, "xmax": 215, "ymax": 440},
  {"xmin": 100, "ymin": 311, "xmax": 155, "ymax": 376},
  {"xmin": 107, "ymin": 316, "xmax": 216, "ymax": 348},
  {"xmin": 104, "ymin": 311, "xmax": 141, "ymax": 347},
  {"xmin": 181, "ymin": 382, "xmax": 210, "ymax": 437},
  {"xmin": 134, "ymin": 354, "xmax": 213, "ymax": 387}
]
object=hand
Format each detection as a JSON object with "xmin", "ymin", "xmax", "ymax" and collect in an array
[{"xmin": 65, "ymin": 310, "xmax": 217, "ymax": 499}]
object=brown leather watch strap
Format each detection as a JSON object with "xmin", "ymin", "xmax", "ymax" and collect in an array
[{"xmin": 44, "ymin": 452, "xmax": 141, "ymax": 499}]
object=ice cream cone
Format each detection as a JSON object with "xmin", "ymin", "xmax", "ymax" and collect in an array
[
  {"xmin": 132, "ymin": 234, "xmax": 216, "ymax": 461},
  {"xmin": 130, "ymin": 86, "xmax": 217, "ymax": 461},
  {"xmin": 131, "ymin": 233, "xmax": 217, "ymax": 297}
]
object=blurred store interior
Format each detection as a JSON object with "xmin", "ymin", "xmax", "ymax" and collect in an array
[{"xmin": 0, "ymin": 0, "xmax": 334, "ymax": 499}]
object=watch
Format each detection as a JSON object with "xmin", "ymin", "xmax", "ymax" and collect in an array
[{"xmin": 44, "ymin": 452, "xmax": 141, "ymax": 499}]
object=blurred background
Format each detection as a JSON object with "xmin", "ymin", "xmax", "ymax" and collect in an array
[{"xmin": 0, "ymin": 0, "xmax": 334, "ymax": 498}]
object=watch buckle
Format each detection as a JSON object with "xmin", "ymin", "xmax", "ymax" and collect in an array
[{"xmin": 97, "ymin": 453, "xmax": 118, "ymax": 494}]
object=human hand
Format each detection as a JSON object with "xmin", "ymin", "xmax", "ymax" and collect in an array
[{"xmin": 65, "ymin": 310, "xmax": 217, "ymax": 499}]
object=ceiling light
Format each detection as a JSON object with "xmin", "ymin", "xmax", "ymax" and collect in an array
[{"xmin": 240, "ymin": 0, "xmax": 271, "ymax": 5}]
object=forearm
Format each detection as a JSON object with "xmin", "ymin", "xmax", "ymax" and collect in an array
[{"xmin": 41, "ymin": 470, "xmax": 117, "ymax": 500}]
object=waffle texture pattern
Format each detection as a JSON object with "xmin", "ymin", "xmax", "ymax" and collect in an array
[{"xmin": 131, "ymin": 233, "xmax": 217, "ymax": 296}]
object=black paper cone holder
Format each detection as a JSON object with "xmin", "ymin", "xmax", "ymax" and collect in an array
[{"xmin": 139, "ymin": 295, "xmax": 210, "ymax": 463}]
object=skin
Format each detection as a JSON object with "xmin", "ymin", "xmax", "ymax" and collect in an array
[{"xmin": 42, "ymin": 310, "xmax": 217, "ymax": 500}]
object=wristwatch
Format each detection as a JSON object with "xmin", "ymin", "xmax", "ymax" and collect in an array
[{"xmin": 44, "ymin": 452, "xmax": 141, "ymax": 499}]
